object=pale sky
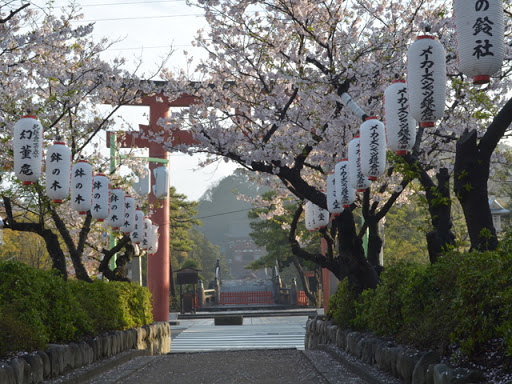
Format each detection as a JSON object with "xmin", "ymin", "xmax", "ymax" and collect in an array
[{"xmin": 32, "ymin": 0, "xmax": 238, "ymax": 201}]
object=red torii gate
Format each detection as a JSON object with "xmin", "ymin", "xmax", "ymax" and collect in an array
[{"xmin": 107, "ymin": 92, "xmax": 196, "ymax": 322}]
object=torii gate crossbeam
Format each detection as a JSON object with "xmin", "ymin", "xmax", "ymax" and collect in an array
[{"xmin": 107, "ymin": 93, "xmax": 196, "ymax": 322}]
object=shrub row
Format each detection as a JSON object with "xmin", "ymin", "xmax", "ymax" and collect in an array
[
  {"xmin": 0, "ymin": 261, "xmax": 153, "ymax": 359},
  {"xmin": 328, "ymin": 241, "xmax": 512, "ymax": 358}
]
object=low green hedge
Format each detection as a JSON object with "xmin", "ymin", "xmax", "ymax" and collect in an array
[
  {"xmin": 328, "ymin": 238, "xmax": 512, "ymax": 358},
  {"xmin": 0, "ymin": 261, "xmax": 153, "ymax": 359}
]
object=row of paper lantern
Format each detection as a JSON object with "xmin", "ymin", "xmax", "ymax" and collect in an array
[
  {"xmin": 12, "ymin": 116, "xmax": 161, "ymax": 254},
  {"xmin": 305, "ymin": 0, "xmax": 505, "ymax": 230},
  {"xmin": 306, "ymin": 82, "xmax": 420, "ymax": 228},
  {"xmin": 131, "ymin": 211, "xmax": 159, "ymax": 255},
  {"xmin": 13, "ymin": 115, "xmax": 169, "ymax": 199},
  {"xmin": 406, "ymin": 0, "xmax": 504, "ymax": 128}
]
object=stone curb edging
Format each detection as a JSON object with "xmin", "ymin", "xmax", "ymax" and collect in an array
[
  {"xmin": 0, "ymin": 321, "xmax": 170, "ymax": 384},
  {"xmin": 305, "ymin": 318, "xmax": 487, "ymax": 384}
]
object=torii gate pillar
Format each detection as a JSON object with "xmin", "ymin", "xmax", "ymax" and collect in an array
[{"xmin": 107, "ymin": 93, "xmax": 195, "ymax": 322}]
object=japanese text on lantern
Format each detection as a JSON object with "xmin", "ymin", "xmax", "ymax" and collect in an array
[
  {"xmin": 19, "ymin": 124, "xmax": 40, "ymax": 176},
  {"xmin": 369, "ymin": 124, "xmax": 381, "ymax": 175},
  {"xmin": 74, "ymin": 167, "xmax": 86, "ymax": 204},
  {"xmin": 473, "ymin": 0, "xmax": 494, "ymax": 59},
  {"xmin": 340, "ymin": 164, "xmax": 349, "ymax": 202},
  {"xmin": 50, "ymin": 153, "xmax": 63, "ymax": 190},
  {"xmin": 330, "ymin": 177, "xmax": 341, "ymax": 210},
  {"xmin": 123, "ymin": 200, "xmax": 132, "ymax": 228},
  {"xmin": 397, "ymin": 88, "xmax": 411, "ymax": 149},
  {"xmin": 93, "ymin": 180, "xmax": 103, "ymax": 212},
  {"xmin": 355, "ymin": 144, "xmax": 366, "ymax": 186},
  {"xmin": 419, "ymin": 46, "xmax": 436, "ymax": 122},
  {"xmin": 110, "ymin": 192, "xmax": 119, "ymax": 223}
]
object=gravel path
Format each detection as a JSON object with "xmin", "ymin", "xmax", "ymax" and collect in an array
[{"xmin": 91, "ymin": 349, "xmax": 329, "ymax": 384}]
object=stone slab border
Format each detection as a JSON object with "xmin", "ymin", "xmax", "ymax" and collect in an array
[
  {"xmin": 305, "ymin": 318, "xmax": 487, "ymax": 384},
  {"xmin": 0, "ymin": 321, "xmax": 170, "ymax": 384}
]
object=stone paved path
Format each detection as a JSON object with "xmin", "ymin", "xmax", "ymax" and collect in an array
[{"xmin": 170, "ymin": 316, "xmax": 307, "ymax": 352}]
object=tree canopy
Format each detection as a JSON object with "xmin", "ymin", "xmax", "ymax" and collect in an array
[{"xmin": 156, "ymin": 0, "xmax": 512, "ymax": 291}]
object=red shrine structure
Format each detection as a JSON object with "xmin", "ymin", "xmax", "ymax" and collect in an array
[{"xmin": 107, "ymin": 92, "xmax": 196, "ymax": 322}]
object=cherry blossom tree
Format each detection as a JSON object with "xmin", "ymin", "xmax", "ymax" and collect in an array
[
  {"xmin": 0, "ymin": 2, "xmax": 166, "ymax": 280},
  {"xmin": 161, "ymin": 0, "xmax": 512, "ymax": 291}
]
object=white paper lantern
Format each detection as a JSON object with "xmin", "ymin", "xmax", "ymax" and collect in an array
[
  {"xmin": 305, "ymin": 200, "xmax": 314, "ymax": 231},
  {"xmin": 326, "ymin": 173, "xmax": 344, "ymax": 215},
  {"xmin": 152, "ymin": 166, "xmax": 169, "ymax": 199},
  {"xmin": 120, "ymin": 196, "xmax": 136, "ymax": 234},
  {"xmin": 454, "ymin": 0, "xmax": 504, "ymax": 84},
  {"xmin": 384, "ymin": 80, "xmax": 417, "ymax": 155},
  {"xmin": 314, "ymin": 196, "xmax": 330, "ymax": 229},
  {"xmin": 108, "ymin": 189, "xmax": 125, "ymax": 230},
  {"xmin": 91, "ymin": 174, "xmax": 110, "ymax": 221},
  {"xmin": 407, "ymin": 35, "xmax": 446, "ymax": 127},
  {"xmin": 348, "ymin": 136, "xmax": 372, "ymax": 191},
  {"xmin": 45, "ymin": 141, "xmax": 71, "ymax": 203},
  {"xmin": 133, "ymin": 167, "xmax": 150, "ymax": 196},
  {"xmin": 360, "ymin": 118, "xmax": 387, "ymax": 180},
  {"xmin": 130, "ymin": 210, "xmax": 144, "ymax": 244},
  {"xmin": 71, "ymin": 160, "xmax": 93, "ymax": 214},
  {"xmin": 148, "ymin": 224, "xmax": 159, "ymax": 255},
  {"xmin": 140, "ymin": 217, "xmax": 152, "ymax": 250},
  {"xmin": 335, "ymin": 159, "xmax": 356, "ymax": 207},
  {"xmin": 13, "ymin": 115, "xmax": 44, "ymax": 185}
]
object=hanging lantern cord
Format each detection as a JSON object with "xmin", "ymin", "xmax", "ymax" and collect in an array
[{"xmin": 340, "ymin": 92, "xmax": 369, "ymax": 122}]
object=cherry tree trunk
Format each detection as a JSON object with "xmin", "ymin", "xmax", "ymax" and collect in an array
[
  {"xmin": 335, "ymin": 212, "xmax": 379, "ymax": 294},
  {"xmin": 365, "ymin": 216, "xmax": 383, "ymax": 275},
  {"xmin": 454, "ymin": 130, "xmax": 497, "ymax": 251},
  {"xmin": 425, "ymin": 168, "xmax": 456, "ymax": 263},
  {"xmin": 41, "ymin": 229, "xmax": 68, "ymax": 279}
]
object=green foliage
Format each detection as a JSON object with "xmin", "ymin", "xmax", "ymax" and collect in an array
[
  {"xmin": 353, "ymin": 262, "xmax": 425, "ymax": 336},
  {"xmin": 0, "ymin": 229, "xmax": 52, "ymax": 269},
  {"xmin": 69, "ymin": 280, "xmax": 153, "ymax": 333},
  {"xmin": 0, "ymin": 261, "xmax": 90, "ymax": 354},
  {"xmin": 382, "ymin": 196, "xmax": 429, "ymax": 265},
  {"xmin": 328, "ymin": 240, "xmax": 512, "ymax": 359},
  {"xmin": 0, "ymin": 261, "xmax": 153, "ymax": 359},
  {"xmin": 181, "ymin": 259, "xmax": 200, "ymax": 269},
  {"xmin": 449, "ymin": 248, "xmax": 512, "ymax": 355},
  {"xmin": 169, "ymin": 186, "xmax": 201, "ymax": 253},
  {"xmin": 247, "ymin": 190, "xmax": 320, "ymax": 286},
  {"xmin": 186, "ymin": 228, "xmax": 222, "ymax": 282},
  {"xmin": 327, "ymin": 279, "xmax": 358, "ymax": 329}
]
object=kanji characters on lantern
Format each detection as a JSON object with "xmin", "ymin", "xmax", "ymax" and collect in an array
[
  {"xmin": 120, "ymin": 195, "xmax": 136, "ymax": 234},
  {"xmin": 45, "ymin": 141, "xmax": 72, "ymax": 203},
  {"xmin": 108, "ymin": 188, "xmax": 125, "ymax": 230},
  {"xmin": 140, "ymin": 217, "xmax": 152, "ymax": 250},
  {"xmin": 454, "ymin": 0, "xmax": 505, "ymax": 84},
  {"xmin": 384, "ymin": 80, "xmax": 417, "ymax": 155},
  {"xmin": 13, "ymin": 115, "xmax": 44, "ymax": 185},
  {"xmin": 348, "ymin": 136, "xmax": 372, "ymax": 191},
  {"xmin": 91, "ymin": 174, "xmax": 110, "ymax": 221},
  {"xmin": 71, "ymin": 160, "xmax": 93, "ymax": 214},
  {"xmin": 326, "ymin": 173, "xmax": 344, "ymax": 215},
  {"xmin": 360, "ymin": 118, "xmax": 387, "ymax": 180},
  {"xmin": 130, "ymin": 210, "xmax": 144, "ymax": 244},
  {"xmin": 335, "ymin": 159, "xmax": 356, "ymax": 207},
  {"xmin": 407, "ymin": 35, "xmax": 446, "ymax": 127}
]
